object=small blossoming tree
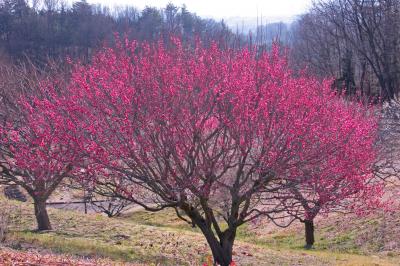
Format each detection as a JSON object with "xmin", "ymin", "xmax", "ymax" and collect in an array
[
  {"xmin": 267, "ymin": 95, "xmax": 382, "ymax": 248},
  {"xmin": 0, "ymin": 64, "xmax": 79, "ymax": 230}
]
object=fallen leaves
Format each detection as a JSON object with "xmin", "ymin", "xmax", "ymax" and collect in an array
[{"xmin": 0, "ymin": 248, "xmax": 126, "ymax": 266}]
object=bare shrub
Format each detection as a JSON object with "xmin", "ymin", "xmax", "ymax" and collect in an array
[{"xmin": 90, "ymin": 196, "xmax": 133, "ymax": 218}]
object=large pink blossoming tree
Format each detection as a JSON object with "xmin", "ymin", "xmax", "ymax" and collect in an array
[{"xmin": 31, "ymin": 38, "xmax": 381, "ymax": 264}]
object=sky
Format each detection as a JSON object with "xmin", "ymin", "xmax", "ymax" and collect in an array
[{"xmin": 86, "ymin": 0, "xmax": 313, "ymax": 21}]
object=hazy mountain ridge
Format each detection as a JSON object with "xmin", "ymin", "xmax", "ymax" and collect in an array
[{"xmin": 224, "ymin": 15, "xmax": 300, "ymax": 34}]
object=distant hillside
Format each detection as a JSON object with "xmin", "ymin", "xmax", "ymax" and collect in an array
[
  {"xmin": 0, "ymin": 1, "xmax": 235, "ymax": 63},
  {"xmin": 224, "ymin": 15, "xmax": 299, "ymax": 34}
]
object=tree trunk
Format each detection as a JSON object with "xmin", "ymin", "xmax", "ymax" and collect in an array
[
  {"xmin": 199, "ymin": 226, "xmax": 235, "ymax": 266},
  {"xmin": 33, "ymin": 198, "xmax": 52, "ymax": 231},
  {"xmin": 304, "ymin": 219, "xmax": 314, "ymax": 249},
  {"xmin": 180, "ymin": 203, "xmax": 235, "ymax": 266}
]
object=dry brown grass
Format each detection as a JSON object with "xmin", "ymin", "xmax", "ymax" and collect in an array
[{"xmin": 1, "ymin": 197, "xmax": 399, "ymax": 265}]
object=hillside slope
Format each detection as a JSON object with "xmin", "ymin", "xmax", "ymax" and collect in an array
[{"xmin": 0, "ymin": 198, "xmax": 399, "ymax": 265}]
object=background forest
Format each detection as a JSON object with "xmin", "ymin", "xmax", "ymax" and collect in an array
[{"xmin": 1, "ymin": 0, "xmax": 400, "ymax": 101}]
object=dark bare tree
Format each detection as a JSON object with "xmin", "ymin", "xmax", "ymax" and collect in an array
[{"xmin": 291, "ymin": 0, "xmax": 400, "ymax": 101}]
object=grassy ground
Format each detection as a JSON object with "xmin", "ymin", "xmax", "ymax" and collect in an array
[{"xmin": 1, "ymin": 197, "xmax": 399, "ymax": 265}]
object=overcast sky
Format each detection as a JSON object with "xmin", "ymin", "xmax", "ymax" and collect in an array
[{"xmin": 86, "ymin": 0, "xmax": 313, "ymax": 20}]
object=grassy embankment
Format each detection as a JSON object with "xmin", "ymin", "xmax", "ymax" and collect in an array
[{"xmin": 1, "ymin": 197, "xmax": 399, "ymax": 265}]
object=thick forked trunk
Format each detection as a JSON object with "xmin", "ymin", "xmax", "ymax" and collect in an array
[
  {"xmin": 304, "ymin": 219, "xmax": 314, "ymax": 249},
  {"xmin": 200, "ymin": 226, "xmax": 235, "ymax": 266},
  {"xmin": 180, "ymin": 203, "xmax": 236, "ymax": 265},
  {"xmin": 33, "ymin": 198, "xmax": 52, "ymax": 231}
]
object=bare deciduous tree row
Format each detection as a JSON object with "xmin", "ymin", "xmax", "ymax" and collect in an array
[{"xmin": 291, "ymin": 0, "xmax": 400, "ymax": 101}]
